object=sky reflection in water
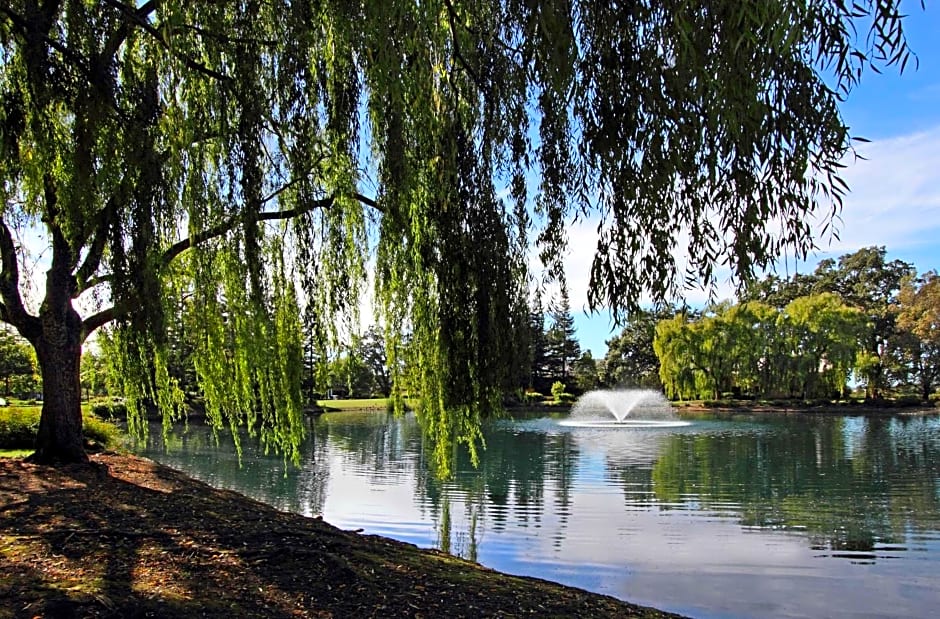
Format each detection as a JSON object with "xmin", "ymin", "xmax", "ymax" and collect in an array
[{"xmin": 137, "ymin": 411, "xmax": 940, "ymax": 619}]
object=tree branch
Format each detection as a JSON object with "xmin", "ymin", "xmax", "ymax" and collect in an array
[
  {"xmin": 75, "ymin": 274, "xmax": 113, "ymax": 297},
  {"xmin": 0, "ymin": 4, "xmax": 94, "ymax": 82},
  {"xmin": 178, "ymin": 22, "xmax": 279, "ymax": 48},
  {"xmin": 158, "ymin": 195, "xmax": 330, "ymax": 268},
  {"xmin": 43, "ymin": 175, "xmax": 79, "ymax": 298},
  {"xmin": 0, "ymin": 219, "xmax": 40, "ymax": 339},
  {"xmin": 73, "ymin": 198, "xmax": 118, "ymax": 298},
  {"xmin": 82, "ymin": 190, "xmax": 380, "ymax": 336},
  {"xmin": 101, "ymin": 0, "xmax": 231, "ymax": 83},
  {"xmin": 100, "ymin": 0, "xmax": 158, "ymax": 66},
  {"xmin": 159, "ymin": 192, "xmax": 381, "ymax": 270},
  {"xmin": 81, "ymin": 303, "xmax": 125, "ymax": 343},
  {"xmin": 442, "ymin": 0, "xmax": 485, "ymax": 91}
]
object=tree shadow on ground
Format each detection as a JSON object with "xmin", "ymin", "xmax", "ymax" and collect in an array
[{"xmin": 0, "ymin": 454, "xmax": 681, "ymax": 618}]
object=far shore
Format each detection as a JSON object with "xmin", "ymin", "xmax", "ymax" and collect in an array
[{"xmin": 307, "ymin": 395, "xmax": 940, "ymax": 418}]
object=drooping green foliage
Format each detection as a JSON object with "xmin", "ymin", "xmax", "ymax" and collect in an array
[
  {"xmin": 0, "ymin": 2, "xmax": 920, "ymax": 470},
  {"xmin": 744, "ymin": 246, "xmax": 916, "ymax": 399},
  {"xmin": 655, "ymin": 295, "xmax": 867, "ymax": 401}
]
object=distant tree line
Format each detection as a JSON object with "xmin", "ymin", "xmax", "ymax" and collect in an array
[
  {"xmin": 19, "ymin": 245, "xmax": 937, "ymax": 407},
  {"xmin": 601, "ymin": 246, "xmax": 940, "ymax": 402}
]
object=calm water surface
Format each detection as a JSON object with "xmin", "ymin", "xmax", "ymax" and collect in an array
[{"xmin": 136, "ymin": 411, "xmax": 940, "ymax": 618}]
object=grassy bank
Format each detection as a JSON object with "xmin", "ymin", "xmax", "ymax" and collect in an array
[
  {"xmin": 670, "ymin": 397, "xmax": 938, "ymax": 416},
  {"xmin": 0, "ymin": 453, "xmax": 681, "ymax": 618},
  {"xmin": 316, "ymin": 398, "xmax": 422, "ymax": 412},
  {"xmin": 316, "ymin": 398, "xmax": 393, "ymax": 412}
]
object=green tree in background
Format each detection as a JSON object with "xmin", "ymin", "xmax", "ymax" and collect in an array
[
  {"xmin": 526, "ymin": 291, "xmax": 548, "ymax": 390},
  {"xmin": 811, "ymin": 247, "xmax": 914, "ymax": 399},
  {"xmin": 570, "ymin": 350, "xmax": 600, "ymax": 392},
  {"xmin": 779, "ymin": 293, "xmax": 866, "ymax": 399},
  {"xmin": 724, "ymin": 301, "xmax": 779, "ymax": 397},
  {"xmin": 654, "ymin": 295, "xmax": 865, "ymax": 401},
  {"xmin": 740, "ymin": 272, "xmax": 819, "ymax": 309},
  {"xmin": 80, "ymin": 349, "xmax": 108, "ymax": 400},
  {"xmin": 0, "ymin": 327, "xmax": 36, "ymax": 395},
  {"xmin": 602, "ymin": 307, "xmax": 675, "ymax": 389},
  {"xmin": 896, "ymin": 272, "xmax": 940, "ymax": 401},
  {"xmin": 544, "ymin": 283, "xmax": 580, "ymax": 382},
  {"xmin": 0, "ymin": 2, "xmax": 918, "ymax": 470},
  {"xmin": 654, "ymin": 313, "xmax": 699, "ymax": 401},
  {"xmin": 359, "ymin": 326, "xmax": 391, "ymax": 398},
  {"xmin": 328, "ymin": 350, "xmax": 372, "ymax": 398}
]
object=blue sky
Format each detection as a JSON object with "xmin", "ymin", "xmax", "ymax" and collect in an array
[{"xmin": 570, "ymin": 5, "xmax": 940, "ymax": 357}]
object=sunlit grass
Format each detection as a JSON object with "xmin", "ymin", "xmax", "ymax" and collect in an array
[
  {"xmin": 316, "ymin": 398, "xmax": 418, "ymax": 412},
  {"xmin": 0, "ymin": 405, "xmax": 124, "ymax": 450},
  {"xmin": 316, "ymin": 398, "xmax": 392, "ymax": 411},
  {"xmin": 0, "ymin": 449, "xmax": 33, "ymax": 458}
]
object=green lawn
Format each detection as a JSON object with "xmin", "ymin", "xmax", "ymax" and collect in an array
[
  {"xmin": 0, "ymin": 449, "xmax": 33, "ymax": 458},
  {"xmin": 316, "ymin": 398, "xmax": 422, "ymax": 412},
  {"xmin": 316, "ymin": 398, "xmax": 393, "ymax": 412}
]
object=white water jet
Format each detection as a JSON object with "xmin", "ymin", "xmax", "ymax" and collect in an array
[{"xmin": 560, "ymin": 389, "xmax": 691, "ymax": 428}]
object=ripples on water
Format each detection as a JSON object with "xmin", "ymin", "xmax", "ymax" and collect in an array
[{"xmin": 138, "ymin": 412, "xmax": 940, "ymax": 619}]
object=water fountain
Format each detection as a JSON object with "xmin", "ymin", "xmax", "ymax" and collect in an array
[{"xmin": 559, "ymin": 389, "xmax": 691, "ymax": 428}]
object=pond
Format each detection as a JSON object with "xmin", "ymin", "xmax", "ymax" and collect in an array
[{"xmin": 134, "ymin": 408, "xmax": 940, "ymax": 618}]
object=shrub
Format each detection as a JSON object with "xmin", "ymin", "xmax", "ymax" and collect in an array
[
  {"xmin": 0, "ymin": 408, "xmax": 38, "ymax": 448},
  {"xmin": 522, "ymin": 391, "xmax": 544, "ymax": 404},
  {"xmin": 703, "ymin": 399, "xmax": 734, "ymax": 408},
  {"xmin": 0, "ymin": 406, "xmax": 123, "ymax": 451},
  {"xmin": 90, "ymin": 401, "xmax": 128, "ymax": 420},
  {"xmin": 82, "ymin": 415, "xmax": 124, "ymax": 450},
  {"xmin": 551, "ymin": 381, "xmax": 566, "ymax": 402},
  {"xmin": 90, "ymin": 403, "xmax": 112, "ymax": 419}
]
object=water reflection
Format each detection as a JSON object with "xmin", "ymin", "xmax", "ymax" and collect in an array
[{"xmin": 136, "ymin": 411, "xmax": 940, "ymax": 619}]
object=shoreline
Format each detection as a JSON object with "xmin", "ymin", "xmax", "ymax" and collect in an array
[
  {"xmin": 0, "ymin": 453, "xmax": 684, "ymax": 618},
  {"xmin": 671, "ymin": 402, "xmax": 938, "ymax": 417}
]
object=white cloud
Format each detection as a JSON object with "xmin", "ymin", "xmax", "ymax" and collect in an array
[
  {"xmin": 563, "ymin": 124, "xmax": 940, "ymax": 316},
  {"xmin": 561, "ymin": 125, "xmax": 940, "ymax": 354},
  {"xmin": 817, "ymin": 125, "xmax": 940, "ymax": 256}
]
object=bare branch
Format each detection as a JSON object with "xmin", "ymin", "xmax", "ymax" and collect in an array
[
  {"xmin": 101, "ymin": 0, "xmax": 231, "ymax": 83},
  {"xmin": 159, "ymin": 192, "xmax": 381, "ymax": 270},
  {"xmin": 75, "ymin": 274, "xmax": 113, "ymax": 297},
  {"xmin": 73, "ymin": 199, "xmax": 118, "ymax": 298},
  {"xmin": 81, "ymin": 304, "xmax": 124, "ymax": 343},
  {"xmin": 0, "ymin": 219, "xmax": 39, "ymax": 338},
  {"xmin": 178, "ymin": 22, "xmax": 279, "ymax": 48},
  {"xmin": 159, "ymin": 196, "xmax": 332, "ymax": 269}
]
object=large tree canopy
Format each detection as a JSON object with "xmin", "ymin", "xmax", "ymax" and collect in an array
[{"xmin": 0, "ymin": 1, "xmax": 918, "ymax": 470}]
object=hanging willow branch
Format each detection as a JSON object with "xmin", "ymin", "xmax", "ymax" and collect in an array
[{"xmin": 0, "ymin": 0, "xmax": 920, "ymax": 472}]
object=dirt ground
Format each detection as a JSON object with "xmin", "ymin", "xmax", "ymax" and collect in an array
[{"xmin": 0, "ymin": 454, "xmax": 682, "ymax": 618}]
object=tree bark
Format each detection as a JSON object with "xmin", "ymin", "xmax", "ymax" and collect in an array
[{"xmin": 30, "ymin": 306, "xmax": 87, "ymax": 464}]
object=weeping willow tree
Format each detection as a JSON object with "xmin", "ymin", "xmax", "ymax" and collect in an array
[{"xmin": 0, "ymin": 1, "xmax": 918, "ymax": 470}]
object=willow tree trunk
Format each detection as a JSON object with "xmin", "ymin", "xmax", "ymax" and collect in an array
[{"xmin": 30, "ymin": 305, "xmax": 87, "ymax": 464}]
